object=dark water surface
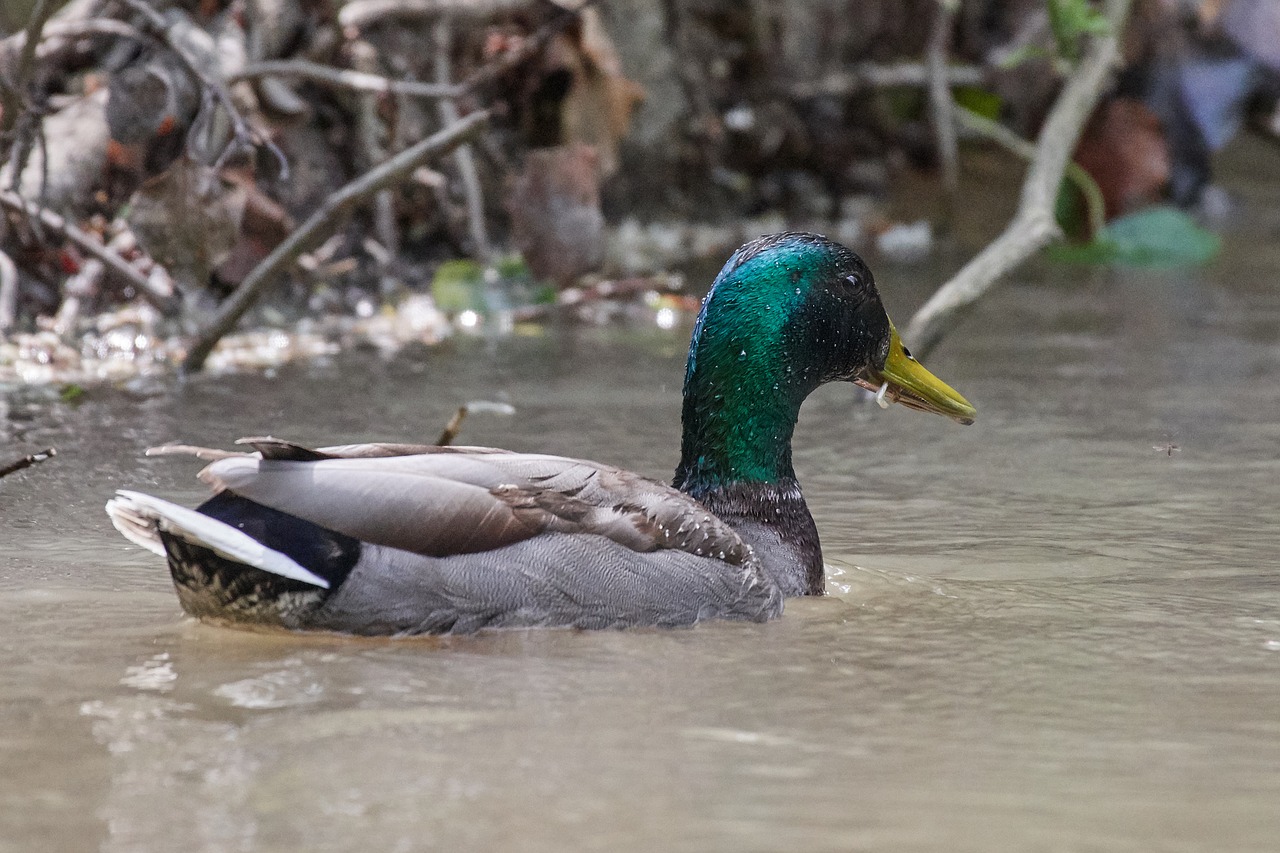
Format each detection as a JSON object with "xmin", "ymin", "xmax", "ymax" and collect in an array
[{"xmin": 5, "ymin": 179, "xmax": 1280, "ymax": 850}]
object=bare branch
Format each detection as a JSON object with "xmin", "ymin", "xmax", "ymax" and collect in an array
[
  {"xmin": 955, "ymin": 106, "xmax": 1106, "ymax": 238},
  {"xmin": 0, "ymin": 189, "xmax": 178, "ymax": 314},
  {"xmin": 1, "ymin": 0, "xmax": 57, "ymax": 190},
  {"xmin": 0, "ymin": 247, "xmax": 17, "ymax": 330},
  {"xmin": 927, "ymin": 0, "xmax": 960, "ymax": 225},
  {"xmin": 338, "ymin": 0, "xmax": 538, "ymax": 30},
  {"xmin": 182, "ymin": 109, "xmax": 492, "ymax": 373},
  {"xmin": 903, "ymin": 0, "xmax": 1132, "ymax": 359},
  {"xmin": 14, "ymin": 0, "xmax": 56, "ymax": 95},
  {"xmin": 789, "ymin": 62, "xmax": 986, "ymax": 99},
  {"xmin": 455, "ymin": 1, "xmax": 600, "ymax": 96},
  {"xmin": 435, "ymin": 19, "xmax": 490, "ymax": 259},
  {"xmin": 229, "ymin": 60, "xmax": 463, "ymax": 99},
  {"xmin": 117, "ymin": 0, "xmax": 286, "ymax": 177},
  {"xmin": 1, "ymin": 18, "xmax": 143, "ymax": 64},
  {"xmin": 347, "ymin": 38, "xmax": 399, "ymax": 255},
  {"xmin": 0, "ymin": 0, "xmax": 110, "ymax": 65}
]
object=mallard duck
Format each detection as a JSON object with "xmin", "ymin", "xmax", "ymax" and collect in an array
[{"xmin": 106, "ymin": 233, "xmax": 975, "ymax": 635}]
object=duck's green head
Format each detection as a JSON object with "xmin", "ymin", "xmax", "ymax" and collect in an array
[{"xmin": 676, "ymin": 232, "xmax": 974, "ymax": 492}]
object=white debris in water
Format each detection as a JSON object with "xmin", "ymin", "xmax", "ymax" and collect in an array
[
  {"xmin": 119, "ymin": 653, "xmax": 177, "ymax": 693},
  {"xmin": 876, "ymin": 219, "xmax": 933, "ymax": 263},
  {"xmin": 214, "ymin": 666, "xmax": 324, "ymax": 710}
]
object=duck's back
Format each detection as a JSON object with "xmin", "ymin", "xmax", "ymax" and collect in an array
[{"xmin": 108, "ymin": 439, "xmax": 783, "ymax": 634}]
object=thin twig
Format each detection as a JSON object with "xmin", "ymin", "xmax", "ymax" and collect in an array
[
  {"xmin": 0, "ymin": 189, "xmax": 178, "ymax": 314},
  {"xmin": 663, "ymin": 0, "xmax": 721, "ymax": 173},
  {"xmin": 348, "ymin": 38, "xmax": 399, "ymax": 256},
  {"xmin": 955, "ymin": 105, "xmax": 1106, "ymax": 238},
  {"xmin": 0, "ymin": 447, "xmax": 56, "ymax": 479},
  {"xmin": 182, "ymin": 109, "xmax": 492, "ymax": 373},
  {"xmin": 789, "ymin": 62, "xmax": 986, "ymax": 99},
  {"xmin": 334, "ymin": 0, "xmax": 598, "ymax": 99},
  {"xmin": 455, "ymin": 1, "xmax": 599, "ymax": 96},
  {"xmin": 40, "ymin": 18, "xmax": 144, "ymax": 48},
  {"xmin": 338, "ymin": 0, "xmax": 537, "ymax": 30},
  {"xmin": 14, "ymin": 0, "xmax": 55, "ymax": 97},
  {"xmin": 1, "ymin": 0, "xmax": 56, "ymax": 195},
  {"xmin": 903, "ymin": 0, "xmax": 1132, "ymax": 359},
  {"xmin": 436, "ymin": 405, "xmax": 468, "ymax": 446},
  {"xmin": 435, "ymin": 19, "xmax": 490, "ymax": 259},
  {"xmin": 229, "ymin": 59, "xmax": 463, "ymax": 98},
  {"xmin": 0, "ymin": 247, "xmax": 17, "ymax": 330},
  {"xmin": 927, "ymin": 0, "xmax": 960, "ymax": 227},
  {"xmin": 0, "ymin": 0, "xmax": 109, "ymax": 61},
  {"xmin": 2, "ymin": 18, "xmax": 145, "ymax": 62}
]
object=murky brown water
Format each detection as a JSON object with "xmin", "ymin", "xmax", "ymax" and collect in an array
[{"xmin": 5, "ymin": 156, "xmax": 1280, "ymax": 850}]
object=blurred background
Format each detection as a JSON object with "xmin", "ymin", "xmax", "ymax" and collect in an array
[{"xmin": 0, "ymin": 0, "xmax": 1275, "ymax": 380}]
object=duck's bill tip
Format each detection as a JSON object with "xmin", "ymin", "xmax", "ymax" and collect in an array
[
  {"xmin": 858, "ymin": 325, "xmax": 976, "ymax": 425},
  {"xmin": 857, "ymin": 375, "xmax": 976, "ymax": 424}
]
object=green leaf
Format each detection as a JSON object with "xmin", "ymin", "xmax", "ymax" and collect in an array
[
  {"xmin": 430, "ymin": 259, "xmax": 486, "ymax": 313},
  {"xmin": 953, "ymin": 86, "xmax": 1002, "ymax": 120},
  {"xmin": 1048, "ymin": 0, "xmax": 1110, "ymax": 62},
  {"xmin": 494, "ymin": 254, "xmax": 532, "ymax": 281},
  {"xmin": 1047, "ymin": 206, "xmax": 1221, "ymax": 267}
]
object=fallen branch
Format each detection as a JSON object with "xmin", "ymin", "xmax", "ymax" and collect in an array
[
  {"xmin": 0, "ymin": 447, "xmax": 56, "ymax": 480},
  {"xmin": 229, "ymin": 60, "xmax": 462, "ymax": 99},
  {"xmin": 0, "ymin": 189, "xmax": 178, "ymax": 314},
  {"xmin": 903, "ymin": 0, "xmax": 1132, "ymax": 359},
  {"xmin": 182, "ymin": 109, "xmax": 492, "ymax": 373}
]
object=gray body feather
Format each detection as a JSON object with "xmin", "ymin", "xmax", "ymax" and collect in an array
[{"xmin": 314, "ymin": 535, "xmax": 780, "ymax": 635}]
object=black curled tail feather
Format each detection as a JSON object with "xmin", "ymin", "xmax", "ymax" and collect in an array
[
  {"xmin": 154, "ymin": 493, "xmax": 363, "ymax": 628},
  {"xmin": 195, "ymin": 492, "xmax": 362, "ymax": 589}
]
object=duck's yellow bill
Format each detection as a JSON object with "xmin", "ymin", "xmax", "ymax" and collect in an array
[{"xmin": 856, "ymin": 322, "xmax": 976, "ymax": 425}]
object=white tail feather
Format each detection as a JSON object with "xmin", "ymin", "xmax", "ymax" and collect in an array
[{"xmin": 105, "ymin": 490, "xmax": 331, "ymax": 589}]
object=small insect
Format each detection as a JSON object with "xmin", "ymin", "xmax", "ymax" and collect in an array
[{"xmin": 1153, "ymin": 441, "xmax": 1180, "ymax": 457}]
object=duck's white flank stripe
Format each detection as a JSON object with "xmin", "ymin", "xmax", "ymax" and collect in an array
[{"xmin": 107, "ymin": 490, "xmax": 331, "ymax": 589}]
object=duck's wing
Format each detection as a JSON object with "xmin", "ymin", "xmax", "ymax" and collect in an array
[{"xmin": 181, "ymin": 439, "xmax": 752, "ymax": 566}]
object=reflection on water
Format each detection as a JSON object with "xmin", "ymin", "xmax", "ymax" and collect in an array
[{"xmin": 7, "ymin": 188, "xmax": 1280, "ymax": 850}]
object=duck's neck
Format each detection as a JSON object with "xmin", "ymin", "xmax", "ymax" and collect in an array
[
  {"xmin": 673, "ymin": 345, "xmax": 806, "ymax": 491},
  {"xmin": 673, "ymin": 319, "xmax": 826, "ymax": 595}
]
